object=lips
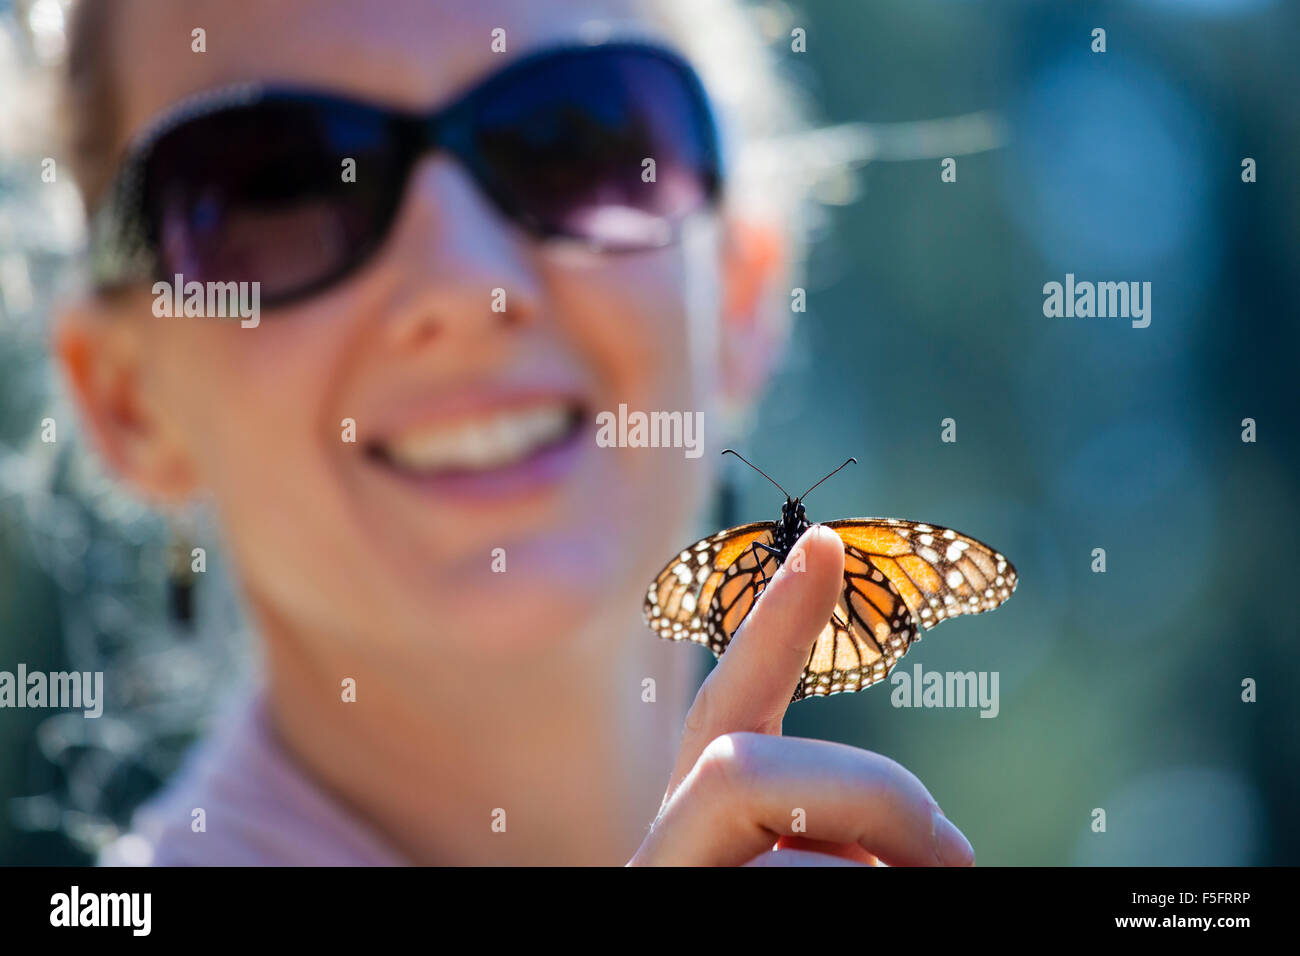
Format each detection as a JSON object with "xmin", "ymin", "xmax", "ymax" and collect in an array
[{"xmin": 365, "ymin": 398, "xmax": 585, "ymax": 478}]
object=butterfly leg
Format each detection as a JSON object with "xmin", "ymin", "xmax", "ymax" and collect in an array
[{"xmin": 746, "ymin": 541, "xmax": 785, "ymax": 602}]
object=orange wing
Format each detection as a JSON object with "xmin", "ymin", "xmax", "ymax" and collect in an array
[
  {"xmin": 644, "ymin": 522, "xmax": 775, "ymax": 655},
  {"xmin": 643, "ymin": 518, "xmax": 1018, "ymax": 703},
  {"xmin": 643, "ymin": 522, "xmax": 921, "ymax": 701},
  {"xmin": 824, "ymin": 518, "xmax": 1018, "ymax": 630},
  {"xmin": 792, "ymin": 543, "xmax": 918, "ymax": 700}
]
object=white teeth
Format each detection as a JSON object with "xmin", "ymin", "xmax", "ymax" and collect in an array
[{"xmin": 381, "ymin": 403, "xmax": 573, "ymax": 472}]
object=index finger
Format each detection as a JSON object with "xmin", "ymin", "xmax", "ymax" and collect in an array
[{"xmin": 664, "ymin": 524, "xmax": 845, "ymax": 796}]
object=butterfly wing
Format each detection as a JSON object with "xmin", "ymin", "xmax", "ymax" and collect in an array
[
  {"xmin": 644, "ymin": 522, "xmax": 777, "ymax": 655},
  {"xmin": 692, "ymin": 532, "xmax": 918, "ymax": 701},
  {"xmin": 646, "ymin": 522, "xmax": 921, "ymax": 701},
  {"xmin": 795, "ymin": 519, "xmax": 1017, "ymax": 699},
  {"xmin": 825, "ymin": 518, "xmax": 1018, "ymax": 630},
  {"xmin": 645, "ymin": 517, "xmax": 1018, "ymax": 704},
  {"xmin": 794, "ymin": 543, "xmax": 918, "ymax": 700}
]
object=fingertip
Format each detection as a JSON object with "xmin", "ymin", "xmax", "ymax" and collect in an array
[
  {"xmin": 932, "ymin": 809, "xmax": 976, "ymax": 867},
  {"xmin": 811, "ymin": 522, "xmax": 844, "ymax": 549},
  {"xmin": 792, "ymin": 523, "xmax": 845, "ymax": 573},
  {"xmin": 777, "ymin": 525, "xmax": 844, "ymax": 623}
]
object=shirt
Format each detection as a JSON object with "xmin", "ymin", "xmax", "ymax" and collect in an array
[{"xmin": 98, "ymin": 691, "xmax": 406, "ymax": 866}]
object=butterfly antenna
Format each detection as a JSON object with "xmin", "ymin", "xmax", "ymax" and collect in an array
[
  {"xmin": 797, "ymin": 457, "xmax": 858, "ymax": 502},
  {"xmin": 721, "ymin": 449, "xmax": 790, "ymax": 498}
]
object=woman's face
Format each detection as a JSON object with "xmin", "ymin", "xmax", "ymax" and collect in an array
[{"xmin": 69, "ymin": 0, "xmax": 777, "ymax": 663}]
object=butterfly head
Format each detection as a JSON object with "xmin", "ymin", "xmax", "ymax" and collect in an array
[{"xmin": 721, "ymin": 449, "xmax": 857, "ymax": 556}]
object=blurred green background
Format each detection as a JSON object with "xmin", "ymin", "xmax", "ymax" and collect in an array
[{"xmin": 2, "ymin": 0, "xmax": 1298, "ymax": 864}]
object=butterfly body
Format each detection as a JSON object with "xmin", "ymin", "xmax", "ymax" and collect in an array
[
  {"xmin": 644, "ymin": 452, "xmax": 1018, "ymax": 701},
  {"xmin": 769, "ymin": 498, "xmax": 811, "ymax": 560}
]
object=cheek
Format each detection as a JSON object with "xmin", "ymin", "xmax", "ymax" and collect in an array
[
  {"xmin": 541, "ymin": 237, "xmax": 725, "ymax": 413},
  {"xmin": 538, "ymin": 244, "xmax": 725, "ymax": 570},
  {"xmin": 153, "ymin": 318, "xmax": 336, "ymax": 480},
  {"xmin": 145, "ymin": 312, "xmax": 353, "ymax": 591}
]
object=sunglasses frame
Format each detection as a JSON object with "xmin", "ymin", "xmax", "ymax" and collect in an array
[{"xmin": 87, "ymin": 40, "xmax": 724, "ymax": 306}]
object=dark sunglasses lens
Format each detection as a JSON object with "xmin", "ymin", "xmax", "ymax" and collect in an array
[
  {"xmin": 143, "ymin": 97, "xmax": 404, "ymax": 302},
  {"xmin": 469, "ymin": 49, "xmax": 719, "ymax": 249}
]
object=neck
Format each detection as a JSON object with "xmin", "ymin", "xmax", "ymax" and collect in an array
[{"xmin": 254, "ymin": 596, "xmax": 694, "ymax": 865}]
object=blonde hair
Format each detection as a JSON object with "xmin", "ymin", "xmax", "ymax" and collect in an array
[{"xmin": 55, "ymin": 0, "xmax": 821, "ymax": 230}]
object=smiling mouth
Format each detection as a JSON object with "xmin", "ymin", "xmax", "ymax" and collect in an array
[{"xmin": 365, "ymin": 400, "xmax": 586, "ymax": 477}]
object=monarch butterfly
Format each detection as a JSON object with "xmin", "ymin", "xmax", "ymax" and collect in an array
[{"xmin": 644, "ymin": 450, "xmax": 1018, "ymax": 701}]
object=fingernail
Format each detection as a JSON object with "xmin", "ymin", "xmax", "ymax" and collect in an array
[{"xmin": 932, "ymin": 808, "xmax": 975, "ymax": 866}]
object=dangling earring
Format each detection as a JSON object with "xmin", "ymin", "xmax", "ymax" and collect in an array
[{"xmin": 165, "ymin": 512, "xmax": 197, "ymax": 630}]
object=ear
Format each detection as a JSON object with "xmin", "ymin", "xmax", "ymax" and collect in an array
[
  {"xmin": 53, "ymin": 296, "xmax": 200, "ymax": 504},
  {"xmin": 718, "ymin": 215, "xmax": 788, "ymax": 412}
]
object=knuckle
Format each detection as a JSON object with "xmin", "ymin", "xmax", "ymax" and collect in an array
[
  {"xmin": 872, "ymin": 752, "xmax": 929, "ymax": 804},
  {"xmin": 853, "ymin": 751, "xmax": 934, "ymax": 823},
  {"xmin": 694, "ymin": 731, "xmax": 763, "ymax": 797}
]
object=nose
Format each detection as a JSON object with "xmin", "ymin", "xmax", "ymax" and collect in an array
[{"xmin": 375, "ymin": 156, "xmax": 543, "ymax": 348}]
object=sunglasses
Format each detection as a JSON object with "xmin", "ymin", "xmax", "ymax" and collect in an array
[{"xmin": 89, "ymin": 42, "xmax": 723, "ymax": 309}]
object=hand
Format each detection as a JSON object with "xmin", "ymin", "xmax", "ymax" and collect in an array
[{"xmin": 629, "ymin": 524, "xmax": 976, "ymax": 867}]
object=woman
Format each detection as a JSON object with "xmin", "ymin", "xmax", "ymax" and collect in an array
[{"xmin": 55, "ymin": 0, "xmax": 974, "ymax": 866}]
